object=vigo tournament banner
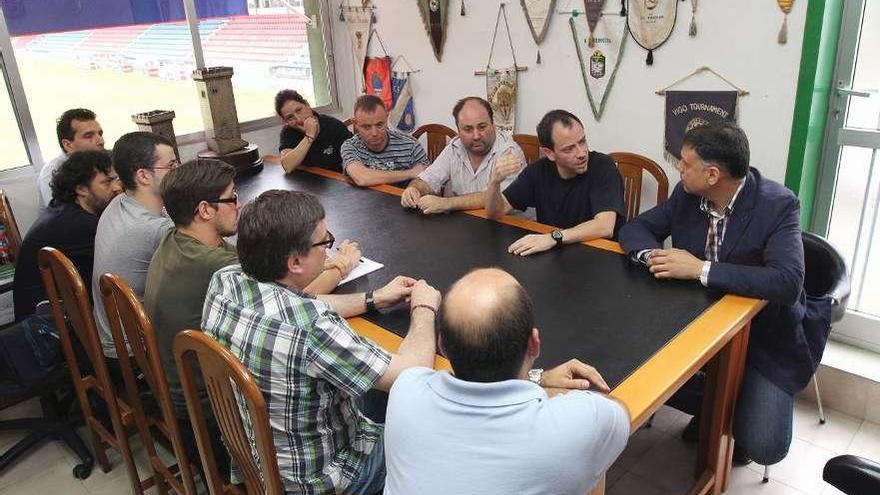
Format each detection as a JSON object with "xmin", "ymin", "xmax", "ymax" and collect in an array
[
  {"xmin": 664, "ymin": 90, "xmax": 737, "ymax": 159},
  {"xmin": 571, "ymin": 13, "xmax": 627, "ymax": 120}
]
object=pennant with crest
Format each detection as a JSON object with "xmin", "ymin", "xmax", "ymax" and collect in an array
[
  {"xmin": 571, "ymin": 12, "xmax": 627, "ymax": 120},
  {"xmin": 418, "ymin": 0, "xmax": 449, "ymax": 62},
  {"xmin": 627, "ymin": 0, "xmax": 677, "ymax": 65}
]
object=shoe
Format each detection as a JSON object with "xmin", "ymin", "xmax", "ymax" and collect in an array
[
  {"xmin": 681, "ymin": 415, "xmax": 699, "ymax": 443},
  {"xmin": 732, "ymin": 445, "xmax": 752, "ymax": 466}
]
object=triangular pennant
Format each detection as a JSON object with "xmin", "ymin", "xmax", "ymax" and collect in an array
[
  {"xmin": 521, "ymin": 0, "xmax": 556, "ymax": 44},
  {"xmin": 418, "ymin": 0, "xmax": 449, "ymax": 62},
  {"xmin": 342, "ymin": 6, "xmax": 373, "ymax": 80},
  {"xmin": 390, "ymin": 74, "xmax": 416, "ymax": 132},
  {"xmin": 571, "ymin": 13, "xmax": 627, "ymax": 120},
  {"xmin": 583, "ymin": 0, "xmax": 607, "ymax": 47},
  {"xmin": 627, "ymin": 0, "xmax": 677, "ymax": 65}
]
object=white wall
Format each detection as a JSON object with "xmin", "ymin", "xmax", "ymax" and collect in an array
[{"xmin": 328, "ymin": 0, "xmax": 808, "ymax": 187}]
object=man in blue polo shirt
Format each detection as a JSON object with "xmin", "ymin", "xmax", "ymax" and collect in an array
[
  {"xmin": 384, "ymin": 268, "xmax": 629, "ymax": 495},
  {"xmin": 485, "ymin": 109, "xmax": 625, "ymax": 256}
]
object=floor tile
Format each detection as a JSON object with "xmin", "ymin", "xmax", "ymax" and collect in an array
[
  {"xmin": 726, "ymin": 466, "xmax": 807, "ymax": 495},
  {"xmin": 846, "ymin": 421, "xmax": 880, "ymax": 460},
  {"xmin": 612, "ymin": 423, "xmax": 669, "ymax": 473},
  {"xmin": 793, "ymin": 400, "xmax": 862, "ymax": 453},
  {"xmin": 0, "ymin": 439, "xmax": 70, "ymax": 490},
  {"xmin": 627, "ymin": 432, "xmax": 698, "ymax": 494},
  {"xmin": 606, "ymin": 471, "xmax": 667, "ymax": 495},
  {"xmin": 645, "ymin": 405, "xmax": 692, "ymax": 436},
  {"xmin": 747, "ymin": 438, "xmax": 839, "ymax": 495},
  {"xmin": 0, "ymin": 459, "xmax": 89, "ymax": 495}
]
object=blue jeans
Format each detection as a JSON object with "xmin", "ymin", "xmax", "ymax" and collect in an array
[
  {"xmin": 342, "ymin": 432, "xmax": 386, "ymax": 495},
  {"xmin": 733, "ymin": 364, "xmax": 795, "ymax": 466}
]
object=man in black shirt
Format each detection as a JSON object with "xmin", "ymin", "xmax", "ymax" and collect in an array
[
  {"xmin": 276, "ymin": 89, "xmax": 353, "ymax": 173},
  {"xmin": 14, "ymin": 150, "xmax": 121, "ymax": 320},
  {"xmin": 485, "ymin": 110, "xmax": 625, "ymax": 256}
]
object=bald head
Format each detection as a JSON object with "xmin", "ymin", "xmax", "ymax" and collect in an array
[{"xmin": 439, "ymin": 268, "xmax": 535, "ymax": 383}]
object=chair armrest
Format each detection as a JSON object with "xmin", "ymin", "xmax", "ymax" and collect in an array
[{"xmin": 824, "ymin": 454, "xmax": 880, "ymax": 495}]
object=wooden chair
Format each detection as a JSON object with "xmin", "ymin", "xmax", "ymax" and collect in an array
[
  {"xmin": 100, "ymin": 273, "xmax": 198, "ymax": 495},
  {"xmin": 38, "ymin": 247, "xmax": 155, "ymax": 494},
  {"xmin": 0, "ymin": 190, "xmax": 22, "ymax": 262},
  {"xmin": 174, "ymin": 330, "xmax": 282, "ymax": 495},
  {"xmin": 609, "ymin": 152, "xmax": 670, "ymax": 221},
  {"xmin": 512, "ymin": 134, "xmax": 541, "ymax": 165},
  {"xmin": 412, "ymin": 123, "xmax": 457, "ymax": 162},
  {"xmin": 343, "ymin": 117, "xmax": 354, "ymax": 133}
]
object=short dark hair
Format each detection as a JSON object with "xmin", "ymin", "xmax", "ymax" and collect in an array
[
  {"xmin": 49, "ymin": 150, "xmax": 113, "ymax": 206},
  {"xmin": 682, "ymin": 122, "xmax": 750, "ymax": 179},
  {"xmin": 237, "ymin": 190, "xmax": 325, "ymax": 282},
  {"xmin": 452, "ymin": 97, "xmax": 494, "ymax": 126},
  {"xmin": 112, "ymin": 131, "xmax": 173, "ymax": 191},
  {"xmin": 160, "ymin": 158, "xmax": 236, "ymax": 226},
  {"xmin": 536, "ymin": 109, "xmax": 582, "ymax": 149},
  {"xmin": 439, "ymin": 279, "xmax": 535, "ymax": 382},
  {"xmin": 353, "ymin": 94, "xmax": 385, "ymax": 115},
  {"xmin": 56, "ymin": 108, "xmax": 97, "ymax": 151},
  {"xmin": 274, "ymin": 89, "xmax": 309, "ymax": 116}
]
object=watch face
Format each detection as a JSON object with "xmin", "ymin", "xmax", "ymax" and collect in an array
[{"xmin": 551, "ymin": 230, "xmax": 563, "ymax": 242}]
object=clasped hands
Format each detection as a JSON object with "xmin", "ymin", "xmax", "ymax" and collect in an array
[{"xmin": 645, "ymin": 248, "xmax": 704, "ymax": 281}]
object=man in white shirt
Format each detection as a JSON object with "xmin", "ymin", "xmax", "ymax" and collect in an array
[
  {"xmin": 38, "ymin": 108, "xmax": 106, "ymax": 207},
  {"xmin": 400, "ymin": 97, "xmax": 526, "ymax": 214},
  {"xmin": 384, "ymin": 268, "xmax": 630, "ymax": 495}
]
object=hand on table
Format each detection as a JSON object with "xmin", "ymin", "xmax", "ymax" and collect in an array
[
  {"xmin": 489, "ymin": 149, "xmax": 521, "ymax": 185},
  {"xmin": 508, "ymin": 233, "xmax": 555, "ymax": 256},
  {"xmin": 417, "ymin": 195, "xmax": 450, "ymax": 215},
  {"xmin": 647, "ymin": 248, "xmax": 704, "ymax": 281},
  {"xmin": 542, "ymin": 359, "xmax": 610, "ymax": 394},
  {"xmin": 373, "ymin": 276, "xmax": 418, "ymax": 309},
  {"xmin": 409, "ymin": 280, "xmax": 441, "ymax": 316},
  {"xmin": 401, "ymin": 186, "xmax": 422, "ymax": 208},
  {"xmin": 325, "ymin": 240, "xmax": 361, "ymax": 278}
]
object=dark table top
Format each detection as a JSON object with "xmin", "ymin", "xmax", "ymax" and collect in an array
[{"xmin": 237, "ymin": 165, "xmax": 721, "ymax": 388}]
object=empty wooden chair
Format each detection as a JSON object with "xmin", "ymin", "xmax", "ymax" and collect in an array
[
  {"xmin": 412, "ymin": 123, "xmax": 457, "ymax": 162},
  {"xmin": 609, "ymin": 152, "xmax": 670, "ymax": 221},
  {"xmin": 100, "ymin": 273, "xmax": 198, "ymax": 495},
  {"xmin": 512, "ymin": 134, "xmax": 541, "ymax": 165},
  {"xmin": 174, "ymin": 330, "xmax": 283, "ymax": 495},
  {"xmin": 38, "ymin": 247, "xmax": 154, "ymax": 494},
  {"xmin": 0, "ymin": 189, "xmax": 22, "ymax": 262}
]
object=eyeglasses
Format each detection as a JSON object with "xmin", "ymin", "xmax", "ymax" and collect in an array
[
  {"xmin": 312, "ymin": 230, "xmax": 335, "ymax": 250},
  {"xmin": 152, "ymin": 159, "xmax": 180, "ymax": 171},
  {"xmin": 205, "ymin": 192, "xmax": 239, "ymax": 206}
]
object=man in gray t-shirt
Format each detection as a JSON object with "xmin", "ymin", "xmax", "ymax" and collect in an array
[
  {"xmin": 385, "ymin": 269, "xmax": 629, "ymax": 495},
  {"xmin": 92, "ymin": 132, "xmax": 176, "ymax": 358},
  {"xmin": 340, "ymin": 94, "xmax": 428, "ymax": 187}
]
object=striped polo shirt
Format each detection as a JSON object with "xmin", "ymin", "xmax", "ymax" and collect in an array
[{"xmin": 340, "ymin": 128, "xmax": 428, "ymax": 173}]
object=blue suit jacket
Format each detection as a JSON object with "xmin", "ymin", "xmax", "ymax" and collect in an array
[{"xmin": 619, "ymin": 168, "xmax": 817, "ymax": 395}]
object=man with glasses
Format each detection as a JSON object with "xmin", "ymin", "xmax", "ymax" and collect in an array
[
  {"xmin": 203, "ymin": 189, "xmax": 441, "ymax": 494},
  {"xmin": 341, "ymin": 94, "xmax": 429, "ymax": 187},
  {"xmin": 92, "ymin": 131, "xmax": 176, "ymax": 364}
]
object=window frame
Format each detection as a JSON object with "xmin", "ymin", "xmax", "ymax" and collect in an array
[{"xmin": 0, "ymin": 0, "xmax": 340, "ymax": 169}]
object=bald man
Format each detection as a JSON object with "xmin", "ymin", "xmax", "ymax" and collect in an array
[{"xmin": 383, "ymin": 268, "xmax": 630, "ymax": 495}]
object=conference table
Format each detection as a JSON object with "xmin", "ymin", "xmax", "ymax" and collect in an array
[{"xmin": 237, "ymin": 163, "xmax": 766, "ymax": 495}]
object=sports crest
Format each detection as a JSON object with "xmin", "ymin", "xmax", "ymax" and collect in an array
[
  {"xmin": 418, "ymin": 0, "xmax": 449, "ymax": 62},
  {"xmin": 571, "ymin": 12, "xmax": 627, "ymax": 120}
]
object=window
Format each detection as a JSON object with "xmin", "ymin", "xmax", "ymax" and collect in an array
[
  {"xmin": 0, "ymin": 65, "xmax": 28, "ymax": 171},
  {"xmin": 0, "ymin": 0, "xmax": 336, "ymax": 171}
]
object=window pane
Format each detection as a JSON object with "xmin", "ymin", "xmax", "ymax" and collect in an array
[
  {"xmin": 2, "ymin": 1, "xmax": 208, "ymax": 160},
  {"xmin": 198, "ymin": 0, "xmax": 332, "ymax": 125},
  {"xmin": 0, "ymin": 70, "xmax": 29, "ymax": 171},
  {"xmin": 845, "ymin": 1, "xmax": 880, "ymax": 130}
]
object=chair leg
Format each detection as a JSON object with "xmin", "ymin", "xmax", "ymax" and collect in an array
[
  {"xmin": 762, "ymin": 465, "xmax": 770, "ymax": 483},
  {"xmin": 645, "ymin": 413, "xmax": 655, "ymax": 428},
  {"xmin": 813, "ymin": 375, "xmax": 826, "ymax": 425}
]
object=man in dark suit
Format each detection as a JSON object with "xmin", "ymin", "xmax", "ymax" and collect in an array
[{"xmin": 619, "ymin": 122, "xmax": 815, "ymax": 467}]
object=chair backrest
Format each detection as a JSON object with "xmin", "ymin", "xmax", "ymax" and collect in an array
[
  {"xmin": 100, "ymin": 273, "xmax": 197, "ymax": 495},
  {"xmin": 412, "ymin": 123, "xmax": 457, "ymax": 162},
  {"xmin": 174, "ymin": 330, "xmax": 283, "ymax": 495},
  {"xmin": 343, "ymin": 117, "xmax": 354, "ymax": 133},
  {"xmin": 609, "ymin": 152, "xmax": 670, "ymax": 221},
  {"xmin": 37, "ymin": 247, "xmax": 119, "ymax": 432},
  {"xmin": 512, "ymin": 134, "xmax": 541, "ymax": 165},
  {"xmin": 802, "ymin": 232, "xmax": 851, "ymax": 323},
  {"xmin": 0, "ymin": 190, "xmax": 22, "ymax": 262}
]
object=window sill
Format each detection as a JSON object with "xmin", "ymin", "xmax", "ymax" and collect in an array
[{"xmin": 823, "ymin": 338, "xmax": 880, "ymax": 384}]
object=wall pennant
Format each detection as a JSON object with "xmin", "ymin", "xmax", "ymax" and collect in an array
[
  {"xmin": 475, "ymin": 3, "xmax": 527, "ymax": 132},
  {"xmin": 363, "ymin": 29, "xmax": 393, "ymax": 109},
  {"xmin": 571, "ymin": 11, "xmax": 627, "ymax": 120},
  {"xmin": 417, "ymin": 0, "xmax": 449, "ymax": 62},
  {"xmin": 688, "ymin": 0, "xmax": 698, "ymax": 37},
  {"xmin": 521, "ymin": 0, "xmax": 556, "ymax": 63},
  {"xmin": 583, "ymin": 0, "xmax": 607, "ymax": 47},
  {"xmin": 390, "ymin": 56, "xmax": 419, "ymax": 132},
  {"xmin": 777, "ymin": 0, "xmax": 794, "ymax": 44},
  {"xmin": 340, "ymin": 3, "xmax": 374, "ymax": 91},
  {"xmin": 626, "ymin": 0, "xmax": 677, "ymax": 65}
]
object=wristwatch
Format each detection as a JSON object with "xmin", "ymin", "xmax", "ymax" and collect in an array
[
  {"xmin": 364, "ymin": 290, "xmax": 376, "ymax": 312},
  {"xmin": 550, "ymin": 230, "xmax": 564, "ymax": 247},
  {"xmin": 528, "ymin": 368, "xmax": 544, "ymax": 386}
]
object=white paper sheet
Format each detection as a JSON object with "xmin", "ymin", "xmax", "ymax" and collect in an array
[{"xmin": 337, "ymin": 256, "xmax": 384, "ymax": 286}]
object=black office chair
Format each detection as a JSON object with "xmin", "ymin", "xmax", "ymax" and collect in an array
[
  {"xmin": 762, "ymin": 231, "xmax": 850, "ymax": 482},
  {"xmin": 824, "ymin": 455, "xmax": 880, "ymax": 495}
]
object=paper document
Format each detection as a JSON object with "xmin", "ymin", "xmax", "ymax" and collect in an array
[{"xmin": 336, "ymin": 256, "xmax": 384, "ymax": 286}]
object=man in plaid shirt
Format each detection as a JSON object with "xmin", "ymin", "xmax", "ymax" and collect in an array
[{"xmin": 202, "ymin": 190, "xmax": 441, "ymax": 494}]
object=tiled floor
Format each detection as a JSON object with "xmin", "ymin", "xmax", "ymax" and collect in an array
[{"xmin": 2, "ymin": 399, "xmax": 879, "ymax": 494}]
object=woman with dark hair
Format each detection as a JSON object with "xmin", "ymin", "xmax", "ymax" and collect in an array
[{"xmin": 275, "ymin": 89, "xmax": 352, "ymax": 173}]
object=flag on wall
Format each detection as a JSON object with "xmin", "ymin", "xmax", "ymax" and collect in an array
[
  {"xmin": 342, "ymin": 5, "xmax": 373, "ymax": 89},
  {"xmin": 570, "ymin": 12, "xmax": 627, "ymax": 120},
  {"xmin": 487, "ymin": 68, "xmax": 518, "ymax": 132},
  {"xmin": 627, "ymin": 0, "xmax": 677, "ymax": 65},
  {"xmin": 664, "ymin": 91, "xmax": 737, "ymax": 159},
  {"xmin": 417, "ymin": 0, "xmax": 449, "ymax": 62},
  {"xmin": 364, "ymin": 56, "xmax": 393, "ymax": 110},
  {"xmin": 390, "ymin": 74, "xmax": 416, "ymax": 132}
]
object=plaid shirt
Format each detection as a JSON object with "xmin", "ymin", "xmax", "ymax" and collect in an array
[
  {"xmin": 202, "ymin": 264, "xmax": 390, "ymax": 494},
  {"xmin": 697, "ymin": 180, "xmax": 746, "ymax": 285}
]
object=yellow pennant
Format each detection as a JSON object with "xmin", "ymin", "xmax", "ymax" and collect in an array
[{"xmin": 777, "ymin": 0, "xmax": 794, "ymax": 44}]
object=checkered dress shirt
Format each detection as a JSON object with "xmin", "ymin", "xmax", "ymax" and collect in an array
[
  {"xmin": 202, "ymin": 264, "xmax": 390, "ymax": 494},
  {"xmin": 697, "ymin": 180, "xmax": 746, "ymax": 285}
]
